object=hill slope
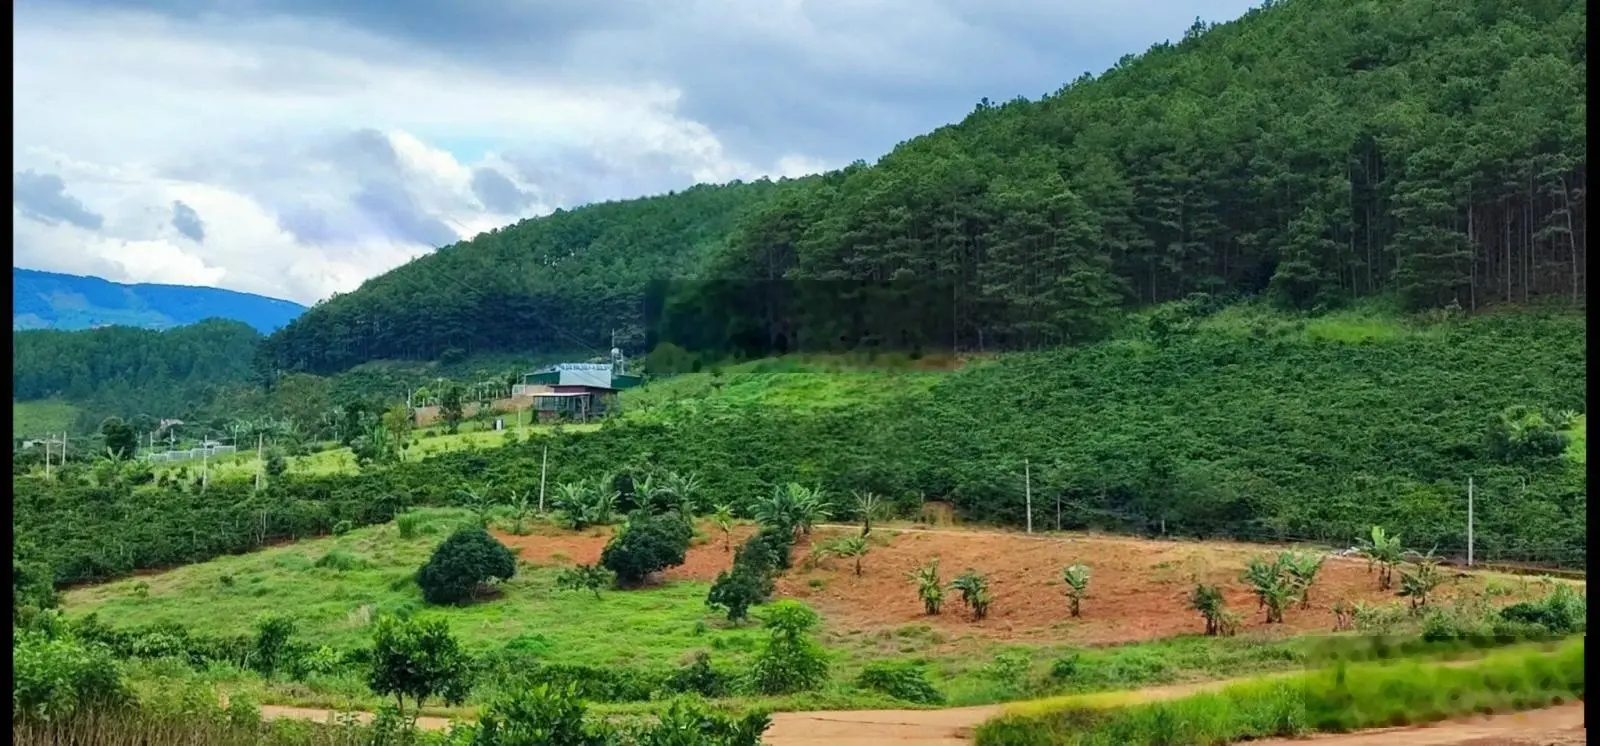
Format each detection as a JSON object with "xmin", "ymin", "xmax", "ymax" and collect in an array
[
  {"xmin": 13, "ymin": 267, "xmax": 306, "ymax": 333},
  {"xmin": 16, "ymin": 306, "xmax": 1585, "ymax": 586},
  {"xmin": 261, "ymin": 0, "xmax": 1586, "ymax": 373}
]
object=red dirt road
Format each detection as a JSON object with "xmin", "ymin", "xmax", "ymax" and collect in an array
[{"xmin": 495, "ymin": 522, "xmax": 1509, "ymax": 645}]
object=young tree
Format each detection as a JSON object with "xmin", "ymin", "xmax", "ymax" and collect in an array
[
  {"xmin": 1189, "ymin": 583, "xmax": 1227, "ymax": 636},
  {"xmin": 99, "ymin": 417, "xmax": 139, "ymax": 460},
  {"xmin": 910, "ymin": 559, "xmax": 944, "ymax": 615},
  {"xmin": 367, "ymin": 615, "xmax": 474, "ymax": 728},
  {"xmin": 951, "ymin": 570, "xmax": 993, "ymax": 621},
  {"xmin": 1283, "ymin": 552, "xmax": 1326, "ymax": 610},
  {"xmin": 555, "ymin": 564, "xmax": 613, "ymax": 600},
  {"xmin": 439, "ymin": 384, "xmax": 465, "ymax": 434},
  {"xmin": 1398, "ymin": 551, "xmax": 1444, "ymax": 615},
  {"xmin": 507, "ymin": 489, "xmax": 534, "ymax": 536},
  {"xmin": 707, "ymin": 565, "xmax": 769, "ymax": 623},
  {"xmin": 417, "ymin": 527, "xmax": 517, "ymax": 605},
  {"xmin": 1241, "ymin": 554, "xmax": 1298, "ymax": 624},
  {"xmin": 251, "ymin": 615, "xmax": 297, "ymax": 677},
  {"xmin": 660, "ymin": 471, "xmax": 704, "ymax": 516},
  {"xmin": 1061, "ymin": 564, "xmax": 1091, "ymax": 618},
  {"xmin": 471, "ymin": 684, "xmax": 609, "ymax": 746},
  {"xmin": 826, "ymin": 535, "xmax": 870, "ymax": 576},
  {"xmin": 748, "ymin": 600, "xmax": 829, "ymax": 695},
  {"xmin": 853, "ymin": 490, "xmax": 885, "ymax": 536},
  {"xmin": 600, "ymin": 511, "xmax": 693, "ymax": 587},
  {"xmin": 711, "ymin": 503, "xmax": 736, "ymax": 553},
  {"xmin": 1358, "ymin": 526, "xmax": 1405, "ymax": 591}
]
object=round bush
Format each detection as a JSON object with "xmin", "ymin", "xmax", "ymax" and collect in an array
[{"xmin": 417, "ymin": 527, "xmax": 517, "ymax": 604}]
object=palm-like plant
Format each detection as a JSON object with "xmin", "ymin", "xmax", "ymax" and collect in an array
[
  {"xmin": 1357, "ymin": 526, "xmax": 1405, "ymax": 590},
  {"xmin": 710, "ymin": 504, "xmax": 736, "ymax": 553},
  {"xmin": 789, "ymin": 484, "xmax": 830, "ymax": 536},
  {"xmin": 950, "ymin": 570, "xmax": 992, "ymax": 621},
  {"xmin": 1061, "ymin": 564, "xmax": 1091, "ymax": 618},
  {"xmin": 458, "ymin": 488, "xmax": 495, "ymax": 527},
  {"xmin": 853, "ymin": 490, "xmax": 885, "ymax": 536},
  {"xmin": 751, "ymin": 485, "xmax": 799, "ymax": 535},
  {"xmin": 1241, "ymin": 554, "xmax": 1299, "ymax": 624},
  {"xmin": 826, "ymin": 536, "xmax": 870, "ymax": 576},
  {"xmin": 910, "ymin": 559, "xmax": 944, "ymax": 615},
  {"xmin": 659, "ymin": 471, "xmax": 703, "ymax": 517},
  {"xmin": 1283, "ymin": 552, "xmax": 1327, "ymax": 610},
  {"xmin": 1397, "ymin": 550, "xmax": 1444, "ymax": 615},
  {"xmin": 554, "ymin": 481, "xmax": 593, "ymax": 530},
  {"xmin": 1189, "ymin": 583, "xmax": 1227, "ymax": 636},
  {"xmin": 507, "ymin": 489, "xmax": 534, "ymax": 536}
]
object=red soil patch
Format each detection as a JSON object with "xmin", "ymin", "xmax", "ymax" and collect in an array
[{"xmin": 494, "ymin": 523, "xmax": 1491, "ymax": 645}]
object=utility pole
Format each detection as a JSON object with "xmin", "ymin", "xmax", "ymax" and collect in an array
[
  {"xmin": 43, "ymin": 436, "xmax": 51, "ymax": 480},
  {"xmin": 255, "ymin": 434, "xmax": 265, "ymax": 491},
  {"xmin": 201, "ymin": 443, "xmax": 209, "ymax": 491},
  {"xmin": 538, "ymin": 445, "xmax": 549, "ymax": 514},
  {"xmin": 1024, "ymin": 459, "xmax": 1033, "ymax": 534},
  {"xmin": 1467, "ymin": 476, "xmax": 1475, "ymax": 567}
]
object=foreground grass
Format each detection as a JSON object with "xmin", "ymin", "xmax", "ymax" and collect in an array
[{"xmin": 977, "ymin": 637, "xmax": 1585, "ymax": 745}]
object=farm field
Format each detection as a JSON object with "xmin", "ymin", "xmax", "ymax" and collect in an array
[
  {"xmin": 12, "ymin": 398, "xmax": 80, "ymax": 438},
  {"xmin": 60, "ymin": 509, "xmax": 1574, "ymax": 718}
]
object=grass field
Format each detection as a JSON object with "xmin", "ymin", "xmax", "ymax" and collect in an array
[
  {"xmin": 59, "ymin": 509, "xmax": 1578, "ymax": 718},
  {"xmin": 13, "ymin": 398, "xmax": 80, "ymax": 437}
]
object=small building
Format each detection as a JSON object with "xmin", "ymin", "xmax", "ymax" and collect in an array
[{"xmin": 512, "ymin": 363, "xmax": 643, "ymax": 423}]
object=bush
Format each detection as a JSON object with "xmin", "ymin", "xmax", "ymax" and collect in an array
[
  {"xmin": 12, "ymin": 632, "xmax": 133, "ymax": 722},
  {"xmin": 417, "ymin": 527, "xmax": 517, "ymax": 605},
  {"xmin": 856, "ymin": 661, "xmax": 946, "ymax": 704},
  {"xmin": 367, "ymin": 615, "xmax": 475, "ymax": 718},
  {"xmin": 555, "ymin": 564, "xmax": 614, "ymax": 599},
  {"xmin": 748, "ymin": 601, "xmax": 829, "ymax": 695},
  {"xmin": 396, "ymin": 511, "xmax": 424, "ymax": 540},
  {"xmin": 707, "ymin": 565, "xmax": 772, "ymax": 623},
  {"xmin": 471, "ymin": 683, "xmax": 609, "ymax": 746},
  {"xmin": 665, "ymin": 651, "xmax": 735, "ymax": 698},
  {"xmin": 1499, "ymin": 584, "xmax": 1587, "ymax": 636},
  {"xmin": 600, "ymin": 511, "xmax": 693, "ymax": 587}
]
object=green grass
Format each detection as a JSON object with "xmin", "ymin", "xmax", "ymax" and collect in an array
[
  {"xmin": 1565, "ymin": 414, "xmax": 1585, "ymax": 465},
  {"xmin": 976, "ymin": 637, "xmax": 1585, "ymax": 745},
  {"xmin": 13, "ymin": 399, "xmax": 81, "ymax": 437}
]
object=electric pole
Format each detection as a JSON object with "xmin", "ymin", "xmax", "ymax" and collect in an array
[
  {"xmin": 1467, "ymin": 476, "xmax": 1475, "ymax": 567},
  {"xmin": 1025, "ymin": 459, "xmax": 1033, "ymax": 534},
  {"xmin": 538, "ymin": 445, "xmax": 549, "ymax": 514}
]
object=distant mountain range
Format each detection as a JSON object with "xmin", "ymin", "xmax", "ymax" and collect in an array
[{"xmin": 12, "ymin": 268, "xmax": 307, "ymax": 333}]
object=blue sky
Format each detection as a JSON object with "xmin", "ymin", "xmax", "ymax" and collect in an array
[{"xmin": 12, "ymin": 0, "xmax": 1261, "ymax": 304}]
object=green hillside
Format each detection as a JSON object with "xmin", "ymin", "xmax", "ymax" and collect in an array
[
  {"xmin": 259, "ymin": 0, "xmax": 1585, "ymax": 374},
  {"xmin": 16, "ymin": 305, "xmax": 1585, "ymax": 588}
]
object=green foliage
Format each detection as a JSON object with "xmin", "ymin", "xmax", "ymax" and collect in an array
[
  {"xmin": 1499, "ymin": 584, "xmax": 1587, "ymax": 636},
  {"xmin": 554, "ymin": 479, "xmax": 618, "ymax": 531},
  {"xmin": 600, "ymin": 512, "xmax": 693, "ymax": 587},
  {"xmin": 1357, "ymin": 526, "xmax": 1406, "ymax": 591},
  {"xmin": 705, "ymin": 566, "xmax": 768, "ymax": 624},
  {"xmin": 1060, "ymin": 565, "xmax": 1090, "ymax": 618},
  {"xmin": 663, "ymin": 651, "xmax": 734, "ymax": 699},
  {"xmin": 1188, "ymin": 584, "xmax": 1228, "ymax": 637},
  {"xmin": 856, "ymin": 661, "xmax": 945, "ymax": 705},
  {"xmin": 554, "ymin": 564, "xmax": 613, "ymax": 599},
  {"xmin": 13, "ymin": 547, "xmax": 59, "ymax": 622},
  {"xmin": 747, "ymin": 600, "xmax": 829, "ymax": 695},
  {"xmin": 98, "ymin": 418, "xmax": 139, "ymax": 460},
  {"xmin": 750, "ymin": 483, "xmax": 828, "ymax": 538},
  {"xmin": 439, "ymin": 384, "xmax": 465, "ymax": 435},
  {"xmin": 251, "ymin": 615, "xmax": 297, "ymax": 676},
  {"xmin": 469, "ymin": 683, "xmax": 608, "ymax": 746},
  {"xmin": 12, "ymin": 631, "xmax": 133, "ymax": 722},
  {"xmin": 417, "ymin": 527, "xmax": 517, "ymax": 605},
  {"xmin": 1486, "ymin": 405, "xmax": 1571, "ymax": 463},
  {"xmin": 822, "ymin": 535, "xmax": 870, "ymax": 576},
  {"xmin": 975, "ymin": 638, "xmax": 1586, "ymax": 746},
  {"xmin": 366, "ymin": 615, "xmax": 475, "ymax": 719},
  {"xmin": 1396, "ymin": 552, "xmax": 1445, "ymax": 615},
  {"xmin": 951, "ymin": 569, "xmax": 993, "ymax": 621},
  {"xmin": 910, "ymin": 559, "xmax": 944, "ymax": 615}
]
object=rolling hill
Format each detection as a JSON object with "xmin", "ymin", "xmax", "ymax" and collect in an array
[
  {"xmin": 260, "ymin": 0, "xmax": 1586, "ymax": 375},
  {"xmin": 12, "ymin": 267, "xmax": 306, "ymax": 333}
]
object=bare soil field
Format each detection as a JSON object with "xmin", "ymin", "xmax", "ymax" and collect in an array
[{"xmin": 495, "ymin": 522, "xmax": 1500, "ymax": 646}]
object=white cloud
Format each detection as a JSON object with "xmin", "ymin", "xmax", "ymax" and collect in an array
[{"xmin": 11, "ymin": 6, "xmax": 827, "ymax": 305}]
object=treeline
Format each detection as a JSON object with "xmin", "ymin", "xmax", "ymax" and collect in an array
[
  {"xmin": 17, "ymin": 309, "xmax": 1586, "ymax": 587},
  {"xmin": 257, "ymin": 0, "xmax": 1586, "ymax": 374},
  {"xmin": 12, "ymin": 320, "xmax": 263, "ymax": 431}
]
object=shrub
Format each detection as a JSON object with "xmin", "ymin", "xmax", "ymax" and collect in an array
[
  {"xmin": 665, "ymin": 651, "xmax": 735, "ymax": 698},
  {"xmin": 748, "ymin": 601, "xmax": 829, "ymax": 695},
  {"xmin": 12, "ymin": 632, "xmax": 133, "ymax": 722},
  {"xmin": 1061, "ymin": 564, "xmax": 1090, "ymax": 618},
  {"xmin": 951, "ymin": 570, "xmax": 992, "ymax": 621},
  {"xmin": 313, "ymin": 549, "xmax": 366, "ymax": 571},
  {"xmin": 470, "ymin": 683, "xmax": 609, "ymax": 746},
  {"xmin": 396, "ymin": 511, "xmax": 424, "ymax": 540},
  {"xmin": 600, "ymin": 511, "xmax": 693, "ymax": 587},
  {"xmin": 417, "ymin": 527, "xmax": 517, "ymax": 605},
  {"xmin": 911, "ymin": 559, "xmax": 944, "ymax": 615},
  {"xmin": 983, "ymin": 651, "xmax": 1033, "ymax": 698},
  {"xmin": 856, "ymin": 661, "xmax": 945, "ymax": 704},
  {"xmin": 1499, "ymin": 584, "xmax": 1587, "ymax": 635},
  {"xmin": 707, "ymin": 565, "xmax": 771, "ymax": 623},
  {"xmin": 555, "ymin": 564, "xmax": 613, "ymax": 599},
  {"xmin": 251, "ymin": 615, "xmax": 297, "ymax": 676}
]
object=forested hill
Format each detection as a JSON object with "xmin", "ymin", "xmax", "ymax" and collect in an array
[
  {"xmin": 259, "ymin": 180, "xmax": 793, "ymax": 374},
  {"xmin": 13, "ymin": 268, "xmax": 306, "ymax": 333},
  {"xmin": 262, "ymin": 0, "xmax": 1587, "ymax": 375},
  {"xmin": 13, "ymin": 320, "xmax": 262, "ymax": 429}
]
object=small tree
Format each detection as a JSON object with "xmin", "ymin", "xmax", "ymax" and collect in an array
[
  {"xmin": 748, "ymin": 601, "xmax": 829, "ymax": 695},
  {"xmin": 711, "ymin": 504, "xmax": 736, "ymax": 553},
  {"xmin": 910, "ymin": 559, "xmax": 944, "ymax": 615},
  {"xmin": 707, "ymin": 565, "xmax": 770, "ymax": 623},
  {"xmin": 555, "ymin": 564, "xmax": 613, "ymax": 600},
  {"xmin": 1061, "ymin": 564, "xmax": 1090, "ymax": 618},
  {"xmin": 439, "ymin": 384, "xmax": 465, "ymax": 434},
  {"xmin": 951, "ymin": 570, "xmax": 992, "ymax": 621},
  {"xmin": 417, "ymin": 527, "xmax": 517, "ymax": 605},
  {"xmin": 1190, "ymin": 583, "xmax": 1227, "ymax": 636},
  {"xmin": 1284, "ymin": 552, "xmax": 1326, "ymax": 610},
  {"xmin": 1358, "ymin": 526, "xmax": 1405, "ymax": 591},
  {"xmin": 471, "ymin": 683, "xmax": 607, "ymax": 746},
  {"xmin": 507, "ymin": 489, "xmax": 534, "ymax": 536},
  {"xmin": 853, "ymin": 490, "xmax": 885, "ymax": 536},
  {"xmin": 1241, "ymin": 554, "xmax": 1299, "ymax": 624},
  {"xmin": 251, "ymin": 615, "xmax": 297, "ymax": 676},
  {"xmin": 368, "ymin": 615, "xmax": 474, "ymax": 728},
  {"xmin": 826, "ymin": 535, "xmax": 870, "ymax": 576},
  {"xmin": 1331, "ymin": 600, "xmax": 1354, "ymax": 631},
  {"xmin": 600, "ymin": 511, "xmax": 693, "ymax": 587},
  {"xmin": 1398, "ymin": 551, "xmax": 1444, "ymax": 615},
  {"xmin": 100, "ymin": 417, "xmax": 139, "ymax": 460},
  {"xmin": 659, "ymin": 471, "xmax": 703, "ymax": 516}
]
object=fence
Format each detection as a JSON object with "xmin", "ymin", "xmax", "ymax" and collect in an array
[{"xmin": 143, "ymin": 445, "xmax": 238, "ymax": 464}]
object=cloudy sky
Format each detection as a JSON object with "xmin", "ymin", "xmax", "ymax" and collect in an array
[{"xmin": 13, "ymin": 0, "xmax": 1259, "ymax": 306}]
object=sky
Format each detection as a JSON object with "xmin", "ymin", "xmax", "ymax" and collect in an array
[{"xmin": 12, "ymin": 0, "xmax": 1260, "ymax": 306}]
